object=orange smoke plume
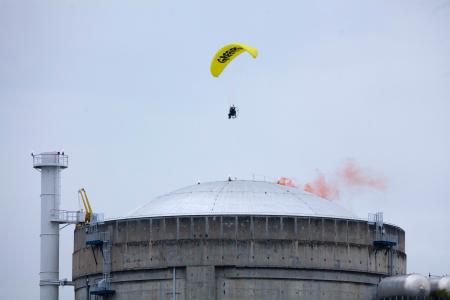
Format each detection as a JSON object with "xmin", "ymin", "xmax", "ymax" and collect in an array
[
  {"xmin": 277, "ymin": 177, "xmax": 297, "ymax": 188},
  {"xmin": 340, "ymin": 161, "xmax": 387, "ymax": 191},
  {"xmin": 303, "ymin": 174, "xmax": 340, "ymax": 200},
  {"xmin": 277, "ymin": 160, "xmax": 387, "ymax": 201}
]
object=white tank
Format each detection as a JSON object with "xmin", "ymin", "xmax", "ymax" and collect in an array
[
  {"xmin": 378, "ymin": 274, "xmax": 430, "ymax": 298},
  {"xmin": 430, "ymin": 276, "xmax": 450, "ymax": 295}
]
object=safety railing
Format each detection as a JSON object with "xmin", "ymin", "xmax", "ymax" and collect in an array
[
  {"xmin": 90, "ymin": 276, "xmax": 114, "ymax": 296},
  {"xmin": 91, "ymin": 213, "xmax": 105, "ymax": 224},
  {"xmin": 33, "ymin": 153, "xmax": 68, "ymax": 168},
  {"xmin": 368, "ymin": 212, "xmax": 384, "ymax": 227},
  {"xmin": 50, "ymin": 209, "xmax": 84, "ymax": 224},
  {"xmin": 369, "ymin": 212, "xmax": 398, "ymax": 248}
]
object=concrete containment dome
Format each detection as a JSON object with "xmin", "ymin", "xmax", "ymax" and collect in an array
[
  {"xmin": 73, "ymin": 179, "xmax": 406, "ymax": 300},
  {"xmin": 128, "ymin": 180, "xmax": 357, "ymax": 219}
]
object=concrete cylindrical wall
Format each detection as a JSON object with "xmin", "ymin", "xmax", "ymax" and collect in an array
[{"xmin": 73, "ymin": 215, "xmax": 406, "ymax": 300}]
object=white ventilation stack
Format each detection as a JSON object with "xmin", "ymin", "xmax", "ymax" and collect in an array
[{"xmin": 33, "ymin": 151, "xmax": 68, "ymax": 300}]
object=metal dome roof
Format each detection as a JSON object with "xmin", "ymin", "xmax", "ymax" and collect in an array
[{"xmin": 126, "ymin": 180, "xmax": 357, "ymax": 219}]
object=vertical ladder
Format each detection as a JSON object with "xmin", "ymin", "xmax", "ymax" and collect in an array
[{"xmin": 101, "ymin": 235, "xmax": 112, "ymax": 289}]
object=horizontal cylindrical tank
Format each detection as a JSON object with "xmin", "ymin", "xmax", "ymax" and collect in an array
[
  {"xmin": 378, "ymin": 274, "xmax": 430, "ymax": 298},
  {"xmin": 430, "ymin": 276, "xmax": 450, "ymax": 295}
]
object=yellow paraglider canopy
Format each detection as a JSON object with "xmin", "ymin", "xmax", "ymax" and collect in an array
[{"xmin": 210, "ymin": 43, "xmax": 258, "ymax": 77}]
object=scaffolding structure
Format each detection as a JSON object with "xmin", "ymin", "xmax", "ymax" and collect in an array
[
  {"xmin": 85, "ymin": 219, "xmax": 115, "ymax": 298},
  {"xmin": 368, "ymin": 212, "xmax": 398, "ymax": 275}
]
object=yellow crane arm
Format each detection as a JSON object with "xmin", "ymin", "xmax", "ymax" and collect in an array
[{"xmin": 78, "ymin": 188, "xmax": 93, "ymax": 223}]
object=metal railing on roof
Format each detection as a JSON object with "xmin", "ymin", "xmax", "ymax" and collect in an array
[{"xmin": 32, "ymin": 153, "xmax": 68, "ymax": 168}]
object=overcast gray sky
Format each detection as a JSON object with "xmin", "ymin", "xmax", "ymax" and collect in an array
[{"xmin": 1, "ymin": 0, "xmax": 449, "ymax": 299}]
